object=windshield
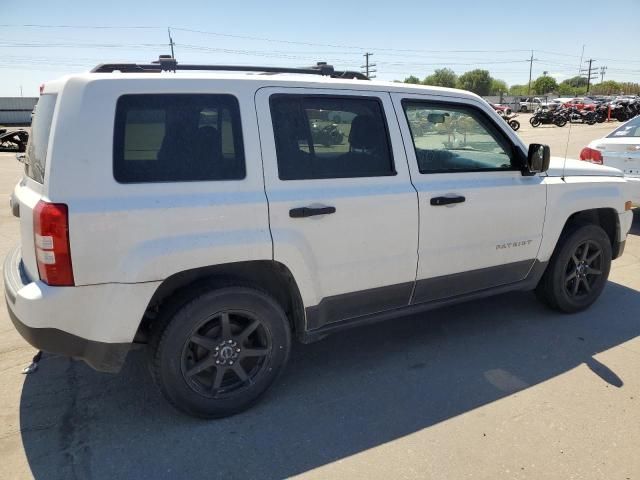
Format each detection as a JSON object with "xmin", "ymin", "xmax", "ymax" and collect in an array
[
  {"xmin": 25, "ymin": 94, "xmax": 57, "ymax": 183},
  {"xmin": 607, "ymin": 116, "xmax": 640, "ymax": 138}
]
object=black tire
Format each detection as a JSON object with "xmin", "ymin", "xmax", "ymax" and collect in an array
[
  {"xmin": 520, "ymin": 105, "xmax": 527, "ymax": 112},
  {"xmin": 535, "ymin": 224, "xmax": 612, "ymax": 313},
  {"xmin": 530, "ymin": 117, "xmax": 541, "ymax": 127},
  {"xmin": 509, "ymin": 120, "xmax": 520, "ymax": 131},
  {"xmin": 149, "ymin": 286, "xmax": 291, "ymax": 418},
  {"xmin": 554, "ymin": 118, "xmax": 567, "ymax": 127}
]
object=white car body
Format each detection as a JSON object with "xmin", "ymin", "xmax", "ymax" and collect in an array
[
  {"xmin": 4, "ymin": 68, "xmax": 634, "ymax": 374},
  {"xmin": 585, "ymin": 116, "xmax": 640, "ymax": 205}
]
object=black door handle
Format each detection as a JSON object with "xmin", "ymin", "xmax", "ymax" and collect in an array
[
  {"xmin": 289, "ymin": 206, "xmax": 336, "ymax": 218},
  {"xmin": 430, "ymin": 195, "xmax": 466, "ymax": 206}
]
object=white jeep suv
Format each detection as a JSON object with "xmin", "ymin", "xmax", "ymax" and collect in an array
[{"xmin": 4, "ymin": 58, "xmax": 634, "ymax": 418}]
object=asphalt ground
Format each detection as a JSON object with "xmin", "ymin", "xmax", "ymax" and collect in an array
[{"xmin": 0, "ymin": 119, "xmax": 639, "ymax": 480}]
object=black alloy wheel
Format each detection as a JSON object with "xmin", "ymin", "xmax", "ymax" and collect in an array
[
  {"xmin": 181, "ymin": 310, "xmax": 271, "ymax": 398},
  {"xmin": 535, "ymin": 224, "xmax": 612, "ymax": 313},
  {"xmin": 563, "ymin": 240, "xmax": 604, "ymax": 299},
  {"xmin": 150, "ymin": 286, "xmax": 291, "ymax": 418}
]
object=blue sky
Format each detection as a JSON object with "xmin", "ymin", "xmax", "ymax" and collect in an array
[{"xmin": 1, "ymin": 0, "xmax": 639, "ymax": 96}]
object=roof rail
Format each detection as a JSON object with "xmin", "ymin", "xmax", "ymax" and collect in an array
[{"xmin": 91, "ymin": 55, "xmax": 369, "ymax": 80}]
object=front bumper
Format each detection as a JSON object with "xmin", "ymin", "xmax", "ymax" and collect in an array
[
  {"xmin": 4, "ymin": 245, "xmax": 160, "ymax": 373},
  {"xmin": 625, "ymin": 176, "xmax": 640, "ymax": 206}
]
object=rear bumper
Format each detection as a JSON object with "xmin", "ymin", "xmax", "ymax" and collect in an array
[
  {"xmin": 6, "ymin": 304, "xmax": 130, "ymax": 373},
  {"xmin": 4, "ymin": 245, "xmax": 160, "ymax": 373}
]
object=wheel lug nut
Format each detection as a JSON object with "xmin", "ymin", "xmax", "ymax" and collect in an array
[
  {"xmin": 236, "ymin": 348, "xmax": 240, "ymax": 352},
  {"xmin": 229, "ymin": 361, "xmax": 234, "ymax": 365}
]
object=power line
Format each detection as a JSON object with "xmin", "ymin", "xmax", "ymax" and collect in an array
[{"xmin": 0, "ymin": 24, "xmax": 160, "ymax": 29}]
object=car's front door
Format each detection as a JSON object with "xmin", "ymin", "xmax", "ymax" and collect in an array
[
  {"xmin": 256, "ymin": 87, "xmax": 419, "ymax": 330},
  {"xmin": 392, "ymin": 93, "xmax": 547, "ymax": 303}
]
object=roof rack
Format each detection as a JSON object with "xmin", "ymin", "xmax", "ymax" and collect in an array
[{"xmin": 91, "ymin": 55, "xmax": 369, "ymax": 80}]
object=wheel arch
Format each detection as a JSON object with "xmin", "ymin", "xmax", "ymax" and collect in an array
[
  {"xmin": 559, "ymin": 207, "xmax": 621, "ymax": 257},
  {"xmin": 136, "ymin": 261, "xmax": 306, "ymax": 343}
]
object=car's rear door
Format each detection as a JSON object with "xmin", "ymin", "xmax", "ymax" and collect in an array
[{"xmin": 255, "ymin": 87, "xmax": 418, "ymax": 331}]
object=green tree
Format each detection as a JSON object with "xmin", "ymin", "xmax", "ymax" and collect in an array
[
  {"xmin": 423, "ymin": 68, "xmax": 458, "ymax": 88},
  {"xmin": 558, "ymin": 81, "xmax": 587, "ymax": 96},
  {"xmin": 509, "ymin": 84, "xmax": 528, "ymax": 96},
  {"xmin": 591, "ymin": 80, "xmax": 621, "ymax": 95},
  {"xmin": 404, "ymin": 75, "xmax": 422, "ymax": 85},
  {"xmin": 491, "ymin": 79, "xmax": 509, "ymax": 95},
  {"xmin": 564, "ymin": 75, "xmax": 588, "ymax": 88},
  {"xmin": 457, "ymin": 69, "xmax": 493, "ymax": 96},
  {"xmin": 532, "ymin": 75, "xmax": 558, "ymax": 94}
]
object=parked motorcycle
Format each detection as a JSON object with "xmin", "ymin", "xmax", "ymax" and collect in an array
[
  {"xmin": 594, "ymin": 104, "xmax": 609, "ymax": 123},
  {"xmin": 501, "ymin": 112, "xmax": 520, "ymax": 131},
  {"xmin": 529, "ymin": 107, "xmax": 567, "ymax": 127},
  {"xmin": 565, "ymin": 107, "xmax": 596, "ymax": 125},
  {"xmin": 311, "ymin": 122, "xmax": 344, "ymax": 146}
]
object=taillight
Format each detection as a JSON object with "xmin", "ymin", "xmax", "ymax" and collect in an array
[
  {"xmin": 33, "ymin": 200, "xmax": 74, "ymax": 286},
  {"xmin": 579, "ymin": 147, "xmax": 603, "ymax": 165}
]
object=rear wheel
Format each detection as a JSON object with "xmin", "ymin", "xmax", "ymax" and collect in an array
[
  {"xmin": 530, "ymin": 117, "xmax": 541, "ymax": 127},
  {"xmin": 149, "ymin": 286, "xmax": 291, "ymax": 418},
  {"xmin": 509, "ymin": 120, "xmax": 520, "ymax": 131},
  {"xmin": 536, "ymin": 224, "xmax": 612, "ymax": 313}
]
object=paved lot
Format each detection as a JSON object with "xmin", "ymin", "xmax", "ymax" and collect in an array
[{"xmin": 0, "ymin": 121, "xmax": 639, "ymax": 479}]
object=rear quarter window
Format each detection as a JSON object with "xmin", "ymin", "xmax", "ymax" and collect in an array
[
  {"xmin": 113, "ymin": 94, "xmax": 245, "ymax": 183},
  {"xmin": 25, "ymin": 94, "xmax": 57, "ymax": 183}
]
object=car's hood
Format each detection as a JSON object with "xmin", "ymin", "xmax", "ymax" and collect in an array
[{"xmin": 546, "ymin": 156, "xmax": 624, "ymax": 177}]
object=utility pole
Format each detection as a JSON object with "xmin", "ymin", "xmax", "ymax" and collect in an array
[
  {"xmin": 361, "ymin": 52, "xmax": 376, "ymax": 79},
  {"xmin": 168, "ymin": 27, "xmax": 175, "ymax": 58},
  {"xmin": 600, "ymin": 65, "xmax": 607, "ymax": 83},
  {"xmin": 580, "ymin": 59, "xmax": 597, "ymax": 94},
  {"xmin": 527, "ymin": 51, "xmax": 538, "ymax": 95},
  {"xmin": 19, "ymin": 85, "xmax": 23, "ymax": 97}
]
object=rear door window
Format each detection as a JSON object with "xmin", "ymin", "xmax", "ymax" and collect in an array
[
  {"xmin": 113, "ymin": 94, "xmax": 245, "ymax": 183},
  {"xmin": 269, "ymin": 95, "xmax": 395, "ymax": 180},
  {"xmin": 25, "ymin": 94, "xmax": 57, "ymax": 183}
]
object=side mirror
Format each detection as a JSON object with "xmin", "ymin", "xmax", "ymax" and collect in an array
[{"xmin": 526, "ymin": 143, "xmax": 550, "ymax": 174}]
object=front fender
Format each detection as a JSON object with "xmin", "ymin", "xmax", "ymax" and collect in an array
[{"xmin": 538, "ymin": 176, "xmax": 629, "ymax": 262}]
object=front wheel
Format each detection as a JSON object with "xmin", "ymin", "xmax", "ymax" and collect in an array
[
  {"xmin": 530, "ymin": 117, "xmax": 541, "ymax": 127},
  {"xmin": 535, "ymin": 224, "xmax": 612, "ymax": 313},
  {"xmin": 509, "ymin": 120, "xmax": 520, "ymax": 131},
  {"xmin": 554, "ymin": 118, "xmax": 567, "ymax": 127},
  {"xmin": 149, "ymin": 286, "xmax": 292, "ymax": 418}
]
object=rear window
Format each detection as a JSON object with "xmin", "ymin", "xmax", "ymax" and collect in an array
[
  {"xmin": 113, "ymin": 94, "xmax": 245, "ymax": 183},
  {"xmin": 607, "ymin": 116, "xmax": 640, "ymax": 138},
  {"xmin": 25, "ymin": 94, "xmax": 57, "ymax": 183}
]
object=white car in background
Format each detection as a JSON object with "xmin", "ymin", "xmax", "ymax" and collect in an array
[{"xmin": 581, "ymin": 115, "xmax": 640, "ymax": 205}]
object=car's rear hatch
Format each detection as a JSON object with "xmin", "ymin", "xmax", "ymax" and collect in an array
[{"xmin": 13, "ymin": 93, "xmax": 58, "ymax": 281}]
